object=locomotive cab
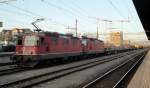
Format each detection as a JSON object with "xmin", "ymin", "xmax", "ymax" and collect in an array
[
  {"xmin": 13, "ymin": 33, "xmax": 47, "ymax": 67},
  {"xmin": 16, "ymin": 35, "xmax": 42, "ymax": 54}
]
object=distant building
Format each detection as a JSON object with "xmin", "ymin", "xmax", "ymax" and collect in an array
[
  {"xmin": 123, "ymin": 40, "xmax": 131, "ymax": 49},
  {"xmin": 0, "ymin": 28, "xmax": 32, "ymax": 45},
  {"xmin": 109, "ymin": 31, "xmax": 123, "ymax": 47},
  {"xmin": 0, "ymin": 29, "xmax": 12, "ymax": 45},
  {"xmin": 11, "ymin": 28, "xmax": 32, "ymax": 36}
]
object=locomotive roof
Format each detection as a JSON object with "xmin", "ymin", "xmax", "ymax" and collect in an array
[
  {"xmin": 17, "ymin": 32, "xmax": 79, "ymax": 39},
  {"xmin": 82, "ymin": 36, "xmax": 103, "ymax": 42},
  {"xmin": 44, "ymin": 32, "xmax": 79, "ymax": 39},
  {"xmin": 17, "ymin": 32, "xmax": 103, "ymax": 42}
]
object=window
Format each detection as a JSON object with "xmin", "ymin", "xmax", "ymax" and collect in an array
[
  {"xmin": 82, "ymin": 39, "xmax": 87, "ymax": 46},
  {"xmin": 24, "ymin": 36, "xmax": 39, "ymax": 46}
]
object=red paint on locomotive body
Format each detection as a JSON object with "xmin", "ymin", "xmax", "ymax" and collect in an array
[
  {"xmin": 13, "ymin": 32, "xmax": 105, "ymax": 67},
  {"xmin": 82, "ymin": 37, "xmax": 104, "ymax": 54}
]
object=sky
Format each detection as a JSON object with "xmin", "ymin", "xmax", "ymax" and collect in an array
[{"xmin": 0, "ymin": 0, "xmax": 148, "ymax": 41}]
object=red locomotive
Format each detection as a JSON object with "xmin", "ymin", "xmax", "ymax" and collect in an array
[
  {"xmin": 12, "ymin": 32, "xmax": 105, "ymax": 67},
  {"xmin": 82, "ymin": 36, "xmax": 104, "ymax": 54}
]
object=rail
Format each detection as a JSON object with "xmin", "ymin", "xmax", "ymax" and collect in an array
[
  {"xmin": 82, "ymin": 50, "xmax": 147, "ymax": 88},
  {"xmin": 0, "ymin": 49, "xmax": 144, "ymax": 88}
]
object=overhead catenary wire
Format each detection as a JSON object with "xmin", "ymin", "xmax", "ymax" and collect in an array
[
  {"xmin": 0, "ymin": 7, "xmax": 34, "ymax": 18},
  {"xmin": 41, "ymin": 0, "xmax": 93, "ymax": 25},
  {"xmin": 115, "ymin": 0, "xmax": 146, "ymax": 40},
  {"xmin": 41, "ymin": 0, "xmax": 78, "ymax": 18},
  {"xmin": 69, "ymin": 0, "xmax": 92, "ymax": 16},
  {"xmin": 0, "ymin": 0, "xmax": 109, "ymax": 34},
  {"xmin": 123, "ymin": 0, "xmax": 144, "ymax": 33},
  {"xmin": 0, "ymin": 0, "xmax": 16, "ymax": 3},
  {"xmin": 58, "ymin": 0, "xmax": 95, "ymax": 26},
  {"xmin": 0, "ymin": 16, "xmax": 31, "ymax": 27},
  {"xmin": 41, "ymin": 0, "xmax": 84, "ymax": 29},
  {"xmin": 3, "ymin": 2, "xmax": 69, "ymax": 28},
  {"xmin": 0, "ymin": 1, "xmax": 34, "ymax": 28},
  {"xmin": 1, "ymin": 0, "xmax": 142, "ymax": 40},
  {"xmin": 5, "ymin": 3, "xmax": 44, "ymax": 18},
  {"xmin": 59, "ymin": 0, "xmax": 90, "ymax": 18},
  {"xmin": 43, "ymin": 1, "xmax": 88, "ymax": 33},
  {"xmin": 19, "ymin": 0, "xmax": 93, "ymax": 29},
  {"xmin": 107, "ymin": 0, "xmax": 127, "ymax": 19}
]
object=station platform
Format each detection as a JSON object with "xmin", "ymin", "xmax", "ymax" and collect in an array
[
  {"xmin": 127, "ymin": 50, "xmax": 150, "ymax": 88},
  {"xmin": 0, "ymin": 52, "xmax": 14, "ymax": 56}
]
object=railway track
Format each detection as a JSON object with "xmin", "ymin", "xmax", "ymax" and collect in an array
[
  {"xmin": 0, "ymin": 52, "xmax": 14, "ymax": 57},
  {"xmin": 82, "ymin": 50, "xmax": 147, "ymax": 88},
  {"xmin": 0, "ymin": 62, "xmax": 14, "ymax": 66},
  {"xmin": 112, "ymin": 53, "xmax": 145, "ymax": 88},
  {"xmin": 0, "ymin": 65, "xmax": 25, "ymax": 76},
  {"xmin": 0, "ymin": 56, "xmax": 13, "ymax": 66},
  {"xmin": 0, "ymin": 49, "xmax": 145, "ymax": 88},
  {"xmin": 0, "ymin": 61, "xmax": 17, "ymax": 76},
  {"xmin": 0, "ymin": 49, "xmax": 136, "ymax": 77}
]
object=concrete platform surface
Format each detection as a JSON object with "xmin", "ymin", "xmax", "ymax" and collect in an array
[
  {"xmin": 127, "ymin": 50, "xmax": 150, "ymax": 88},
  {"xmin": 0, "ymin": 52, "xmax": 14, "ymax": 55}
]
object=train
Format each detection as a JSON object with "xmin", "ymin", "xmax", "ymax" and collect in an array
[
  {"xmin": 0, "ymin": 44, "xmax": 15, "ymax": 52},
  {"xmin": 11, "ymin": 31, "xmax": 136, "ymax": 67},
  {"xmin": 11, "ymin": 32, "xmax": 105, "ymax": 67}
]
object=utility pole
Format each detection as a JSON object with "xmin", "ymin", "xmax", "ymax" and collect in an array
[
  {"xmin": 66, "ymin": 19, "xmax": 78, "ymax": 37},
  {"xmin": 91, "ymin": 17, "xmax": 100, "ymax": 39},
  {"xmin": 88, "ymin": 17, "xmax": 114, "ymax": 40},
  {"xmin": 96, "ymin": 20, "xmax": 99, "ymax": 39},
  {"xmin": 114, "ymin": 20, "xmax": 130, "ymax": 32},
  {"xmin": 75, "ymin": 19, "xmax": 78, "ymax": 37},
  {"xmin": 101, "ymin": 19, "xmax": 112, "ymax": 43}
]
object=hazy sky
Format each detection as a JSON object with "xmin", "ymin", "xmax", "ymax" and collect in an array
[{"xmin": 0, "ymin": 0, "xmax": 148, "ymax": 41}]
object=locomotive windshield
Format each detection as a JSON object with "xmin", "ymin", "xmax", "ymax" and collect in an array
[{"xmin": 24, "ymin": 36, "xmax": 39, "ymax": 46}]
